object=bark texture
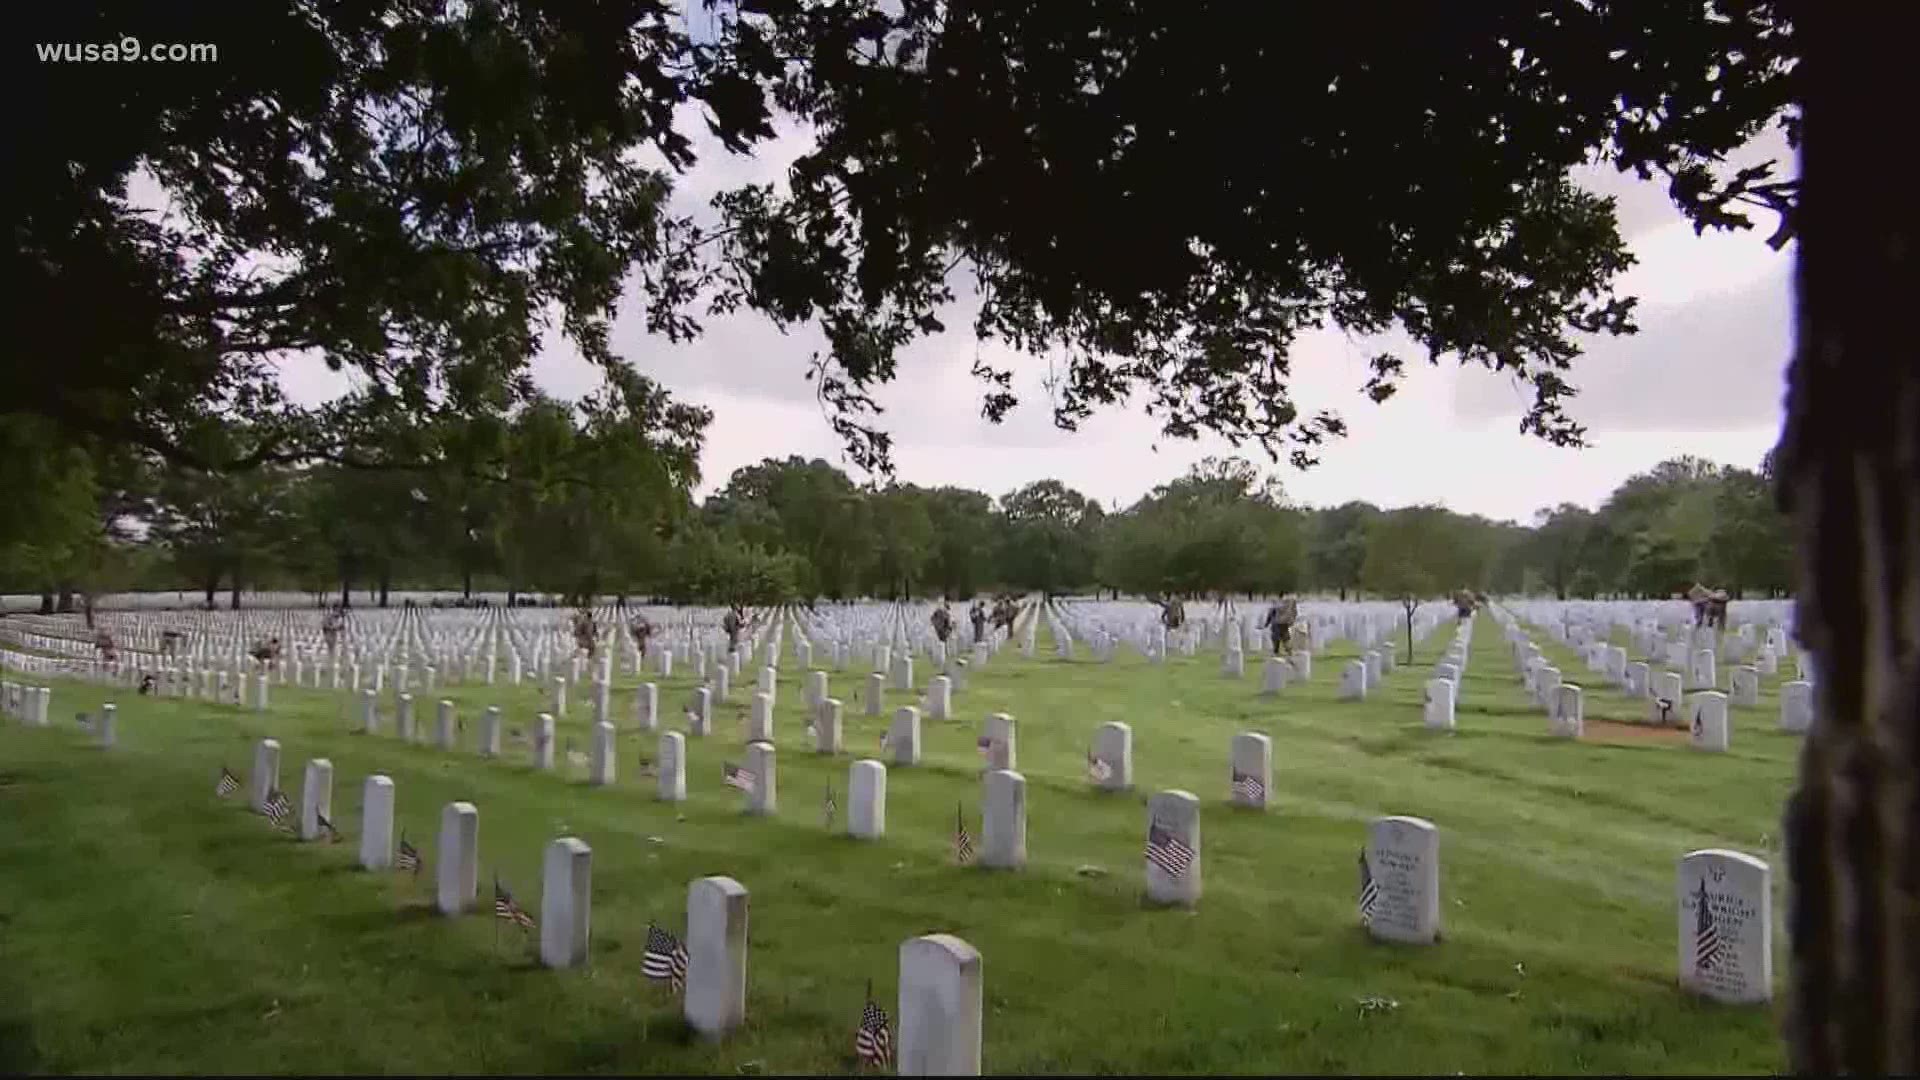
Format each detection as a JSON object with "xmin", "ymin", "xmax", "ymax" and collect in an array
[{"xmin": 1776, "ymin": 5, "xmax": 1920, "ymax": 1071}]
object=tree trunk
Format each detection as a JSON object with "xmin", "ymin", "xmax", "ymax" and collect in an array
[
  {"xmin": 228, "ymin": 571, "xmax": 242, "ymax": 610},
  {"xmin": 378, "ymin": 571, "xmax": 391, "ymax": 609},
  {"xmin": 38, "ymin": 590, "xmax": 53, "ymax": 615},
  {"xmin": 1777, "ymin": 8, "xmax": 1920, "ymax": 1071},
  {"xmin": 340, "ymin": 578, "xmax": 353, "ymax": 608},
  {"xmin": 56, "ymin": 585, "xmax": 75, "ymax": 613},
  {"xmin": 463, "ymin": 568, "xmax": 474, "ymax": 600},
  {"xmin": 202, "ymin": 577, "xmax": 218, "ymax": 610}
]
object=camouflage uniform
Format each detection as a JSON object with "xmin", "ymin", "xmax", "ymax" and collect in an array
[
  {"xmin": 1261, "ymin": 598, "xmax": 1297, "ymax": 653},
  {"xmin": 931, "ymin": 604, "xmax": 954, "ymax": 643}
]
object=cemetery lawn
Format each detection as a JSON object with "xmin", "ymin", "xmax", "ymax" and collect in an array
[{"xmin": 0, "ymin": 617, "xmax": 1799, "ymax": 1074}]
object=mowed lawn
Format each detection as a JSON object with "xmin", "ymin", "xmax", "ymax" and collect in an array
[{"xmin": 0, "ymin": 611, "xmax": 1801, "ymax": 1074}]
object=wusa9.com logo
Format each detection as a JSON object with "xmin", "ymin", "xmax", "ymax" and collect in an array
[{"xmin": 36, "ymin": 37, "xmax": 218, "ymax": 63}]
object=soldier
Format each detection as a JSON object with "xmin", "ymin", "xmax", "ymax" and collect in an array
[
  {"xmin": 1260, "ymin": 596, "xmax": 1298, "ymax": 653},
  {"xmin": 320, "ymin": 608, "xmax": 343, "ymax": 651},
  {"xmin": 630, "ymin": 612, "xmax": 655, "ymax": 660},
  {"xmin": 1705, "ymin": 588, "xmax": 1731, "ymax": 631},
  {"xmin": 1686, "ymin": 583, "xmax": 1713, "ymax": 627},
  {"xmin": 159, "ymin": 628, "xmax": 184, "ymax": 657},
  {"xmin": 969, "ymin": 600, "xmax": 988, "ymax": 642},
  {"xmin": 248, "ymin": 636, "xmax": 281, "ymax": 664},
  {"xmin": 1159, "ymin": 593, "xmax": 1186, "ymax": 631},
  {"xmin": 1453, "ymin": 589, "xmax": 1477, "ymax": 620},
  {"xmin": 138, "ymin": 673, "xmax": 157, "ymax": 696},
  {"xmin": 931, "ymin": 602, "xmax": 954, "ymax": 643},
  {"xmin": 722, "ymin": 604, "xmax": 745, "ymax": 651},
  {"xmin": 94, "ymin": 629, "xmax": 118, "ymax": 664},
  {"xmin": 572, "ymin": 607, "xmax": 598, "ymax": 660}
]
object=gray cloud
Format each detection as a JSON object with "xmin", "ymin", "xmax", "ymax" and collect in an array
[{"xmin": 1449, "ymin": 260, "xmax": 1792, "ymax": 431}]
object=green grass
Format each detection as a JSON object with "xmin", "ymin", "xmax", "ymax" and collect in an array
[{"xmin": 0, "ymin": 613, "xmax": 1799, "ymax": 1074}]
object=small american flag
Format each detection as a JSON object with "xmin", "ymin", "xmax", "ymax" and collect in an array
[
  {"xmin": 1358, "ymin": 847, "xmax": 1380, "ymax": 925},
  {"xmin": 1231, "ymin": 769, "xmax": 1264, "ymax": 804},
  {"xmin": 823, "ymin": 781, "xmax": 837, "ymax": 829},
  {"xmin": 879, "ymin": 730, "xmax": 890, "ymax": 751},
  {"xmin": 316, "ymin": 812, "xmax": 343, "ymax": 843},
  {"xmin": 1145, "ymin": 821, "xmax": 1194, "ymax": 879},
  {"xmin": 636, "ymin": 753, "xmax": 657, "ymax": 777},
  {"xmin": 953, "ymin": 803, "xmax": 975, "ymax": 865},
  {"xmin": 1693, "ymin": 879, "xmax": 1722, "ymax": 972},
  {"xmin": 854, "ymin": 980, "xmax": 893, "ymax": 1067},
  {"xmin": 723, "ymin": 762, "xmax": 756, "ymax": 794},
  {"xmin": 1086, "ymin": 753, "xmax": 1113, "ymax": 784},
  {"xmin": 396, "ymin": 833, "xmax": 423, "ymax": 876},
  {"xmin": 264, "ymin": 789, "xmax": 295, "ymax": 832},
  {"xmin": 642, "ymin": 922, "xmax": 690, "ymax": 992},
  {"xmin": 215, "ymin": 766, "xmax": 241, "ymax": 798},
  {"xmin": 494, "ymin": 877, "xmax": 535, "ymax": 930}
]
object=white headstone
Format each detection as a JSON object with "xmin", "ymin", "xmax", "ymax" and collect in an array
[
  {"xmin": 889, "ymin": 706, "xmax": 922, "ymax": 766},
  {"xmin": 866, "ymin": 672, "xmax": 886, "ymax": 717},
  {"xmin": 849, "ymin": 759, "xmax": 886, "ymax": 840},
  {"xmin": 1779, "ymin": 680, "xmax": 1813, "ymax": 733},
  {"xmin": 1229, "ymin": 731, "xmax": 1272, "ymax": 810},
  {"xmin": 657, "ymin": 731, "xmax": 687, "ymax": 802},
  {"xmin": 1650, "ymin": 671, "xmax": 1685, "ymax": 726},
  {"xmin": 1261, "ymin": 657, "xmax": 1291, "ymax": 696},
  {"xmin": 552, "ymin": 675, "xmax": 568, "ymax": 717},
  {"xmin": 533, "ymin": 713, "xmax": 556, "ymax": 769},
  {"xmin": 1339, "ymin": 660, "xmax": 1367, "ymax": 701},
  {"xmin": 1677, "ymin": 849, "xmax": 1772, "ymax": 1004},
  {"xmin": 1690, "ymin": 649, "xmax": 1717, "ymax": 691},
  {"xmin": 813, "ymin": 698, "xmax": 844, "ymax": 753},
  {"xmin": 684, "ymin": 876, "xmax": 750, "ymax": 1039},
  {"xmin": 539, "ymin": 837, "xmax": 593, "ymax": 970},
  {"xmin": 1550, "ymin": 684, "xmax": 1584, "ymax": 738},
  {"xmin": 637, "ymin": 682, "xmax": 659, "ymax": 731},
  {"xmin": 359, "ymin": 775, "xmax": 394, "ymax": 870},
  {"xmin": 590, "ymin": 721, "xmax": 616, "ymax": 786},
  {"xmin": 436, "ymin": 801, "xmax": 479, "ymax": 916},
  {"xmin": 299, "ymin": 758, "xmax": 334, "ymax": 842},
  {"xmin": 479, "ymin": 705, "xmax": 502, "ymax": 757},
  {"xmin": 806, "ymin": 669, "xmax": 828, "ymax": 709},
  {"xmin": 1688, "ymin": 691, "xmax": 1730, "ymax": 752},
  {"xmin": 747, "ymin": 691, "xmax": 774, "ymax": 744},
  {"xmin": 982, "ymin": 712, "xmax": 1016, "ymax": 771},
  {"xmin": 1729, "ymin": 665, "xmax": 1760, "ymax": 707},
  {"xmin": 436, "ymin": 699, "xmax": 457, "ymax": 750},
  {"xmin": 1144, "ymin": 789, "xmax": 1202, "ymax": 908},
  {"xmin": 97, "ymin": 702, "xmax": 117, "ymax": 747},
  {"xmin": 980, "ymin": 769, "xmax": 1027, "ymax": 870},
  {"xmin": 897, "ymin": 934, "xmax": 984, "ymax": 1076},
  {"xmin": 1361, "ymin": 815, "xmax": 1440, "ymax": 945},
  {"xmin": 250, "ymin": 738, "xmax": 281, "ymax": 812},
  {"xmin": 1291, "ymin": 650, "xmax": 1312, "ymax": 680},
  {"xmin": 744, "ymin": 741, "xmax": 777, "ymax": 815},
  {"xmin": 927, "ymin": 675, "xmax": 953, "ymax": 720},
  {"xmin": 1089, "ymin": 721, "xmax": 1133, "ymax": 791},
  {"xmin": 1625, "ymin": 661, "xmax": 1651, "ymax": 699},
  {"xmin": 1423, "ymin": 678, "xmax": 1456, "ymax": 731},
  {"xmin": 361, "ymin": 689, "xmax": 379, "ymax": 734}
]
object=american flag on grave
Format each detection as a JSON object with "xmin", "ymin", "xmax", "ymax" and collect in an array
[
  {"xmin": 1692, "ymin": 879, "xmax": 1722, "ymax": 972},
  {"xmin": 1231, "ymin": 768, "xmax": 1264, "ymax": 803},
  {"xmin": 642, "ymin": 922, "xmax": 690, "ymax": 993},
  {"xmin": 1357, "ymin": 847, "xmax": 1380, "ymax": 925},
  {"xmin": 1086, "ymin": 752, "xmax": 1113, "ymax": 784},
  {"xmin": 1145, "ymin": 821, "xmax": 1194, "ymax": 879},
  {"xmin": 494, "ymin": 876, "xmax": 535, "ymax": 930},
  {"xmin": 723, "ymin": 761, "xmax": 757, "ymax": 794},
  {"xmin": 263, "ymin": 789, "xmax": 295, "ymax": 832},
  {"xmin": 316, "ymin": 812, "xmax": 343, "ymax": 843},
  {"xmin": 952, "ymin": 803, "xmax": 975, "ymax": 865},
  {"xmin": 396, "ymin": 833, "xmax": 424, "ymax": 876},
  {"xmin": 823, "ymin": 781, "xmax": 837, "ymax": 828},
  {"xmin": 215, "ymin": 766, "xmax": 241, "ymax": 798},
  {"xmin": 854, "ymin": 980, "xmax": 893, "ymax": 1067}
]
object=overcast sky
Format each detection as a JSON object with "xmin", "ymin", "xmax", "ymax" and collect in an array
[{"xmin": 268, "ymin": 105, "xmax": 1796, "ymax": 527}]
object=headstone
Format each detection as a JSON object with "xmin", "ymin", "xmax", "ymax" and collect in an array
[
  {"xmin": 657, "ymin": 731, "xmax": 688, "ymax": 801},
  {"xmin": 396, "ymin": 693, "xmax": 417, "ymax": 742},
  {"xmin": 1144, "ymin": 789, "xmax": 1202, "ymax": 908},
  {"xmin": 1729, "ymin": 665, "xmax": 1760, "ymax": 707},
  {"xmin": 806, "ymin": 669, "xmax": 828, "ymax": 709},
  {"xmin": 1339, "ymin": 660, "xmax": 1367, "ymax": 701},
  {"xmin": 299, "ymin": 758, "xmax": 334, "ymax": 842},
  {"xmin": 636, "ymin": 682, "xmax": 659, "ymax": 731},
  {"xmin": 359, "ymin": 775, "xmax": 394, "ymax": 870},
  {"xmin": 715, "ymin": 664, "xmax": 731, "ymax": 703},
  {"xmin": 533, "ymin": 713, "xmax": 556, "ymax": 769},
  {"xmin": 1536, "ymin": 667, "xmax": 1562, "ymax": 711},
  {"xmin": 689, "ymin": 687, "xmax": 712, "ymax": 736},
  {"xmin": 1221, "ymin": 647, "xmax": 1244, "ymax": 679},
  {"xmin": 97, "ymin": 702, "xmax": 117, "ymax": 747},
  {"xmin": 889, "ymin": 706, "xmax": 922, "ymax": 766},
  {"xmin": 1650, "ymin": 671, "xmax": 1685, "ymax": 726},
  {"xmin": 436, "ymin": 801, "xmax": 480, "ymax": 916},
  {"xmin": 684, "ymin": 876, "xmax": 750, "ymax": 1039},
  {"xmin": 1229, "ymin": 732, "xmax": 1272, "ymax": 811},
  {"xmin": 927, "ymin": 675, "xmax": 953, "ymax": 720},
  {"xmin": 1291, "ymin": 650, "xmax": 1312, "ymax": 680},
  {"xmin": 982, "ymin": 712, "xmax": 1016, "ymax": 771},
  {"xmin": 866, "ymin": 672, "xmax": 886, "ymax": 717},
  {"xmin": 747, "ymin": 692, "xmax": 775, "ymax": 744},
  {"xmin": 552, "ymin": 675, "xmax": 568, "ymax": 717},
  {"xmin": 1625, "ymin": 661, "xmax": 1651, "ymax": 699},
  {"xmin": 1550, "ymin": 684, "xmax": 1584, "ymax": 738},
  {"xmin": 1779, "ymin": 680, "xmax": 1814, "ymax": 733},
  {"xmin": 1690, "ymin": 649, "xmax": 1717, "ymax": 691},
  {"xmin": 980, "ymin": 770, "xmax": 1027, "ymax": 870},
  {"xmin": 539, "ymin": 837, "xmax": 593, "ymax": 970},
  {"xmin": 814, "ymin": 698, "xmax": 844, "ymax": 753},
  {"xmin": 1423, "ymin": 678, "xmax": 1456, "ymax": 731},
  {"xmin": 892, "ymin": 653, "xmax": 914, "ymax": 691},
  {"xmin": 1677, "ymin": 849, "xmax": 1772, "ymax": 1004},
  {"xmin": 479, "ymin": 705, "xmax": 502, "ymax": 757},
  {"xmin": 1688, "ymin": 691, "xmax": 1730, "ymax": 752},
  {"xmin": 436, "ymin": 699, "xmax": 457, "ymax": 750},
  {"xmin": 848, "ymin": 759, "xmax": 886, "ymax": 839},
  {"xmin": 253, "ymin": 673, "xmax": 271, "ymax": 712},
  {"xmin": 361, "ymin": 689, "xmax": 379, "ymax": 734},
  {"xmin": 590, "ymin": 721, "xmax": 616, "ymax": 785},
  {"xmin": 250, "ymin": 738, "xmax": 282, "ymax": 812},
  {"xmin": 1090, "ymin": 721, "xmax": 1132, "ymax": 791},
  {"xmin": 744, "ymin": 741, "xmax": 777, "ymax": 815},
  {"xmin": 1361, "ymin": 815, "xmax": 1441, "ymax": 945},
  {"xmin": 1363, "ymin": 650, "xmax": 1383, "ymax": 691},
  {"xmin": 897, "ymin": 934, "xmax": 984, "ymax": 1077},
  {"xmin": 1261, "ymin": 657, "xmax": 1291, "ymax": 696}
]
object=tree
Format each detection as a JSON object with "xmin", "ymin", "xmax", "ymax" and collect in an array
[
  {"xmin": 1308, "ymin": 502, "xmax": 1380, "ymax": 600},
  {"xmin": 998, "ymin": 480, "xmax": 1099, "ymax": 598},
  {"xmin": 1360, "ymin": 506, "xmax": 1469, "ymax": 662}
]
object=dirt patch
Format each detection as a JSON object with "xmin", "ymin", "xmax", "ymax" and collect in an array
[{"xmin": 1584, "ymin": 719, "xmax": 1690, "ymax": 745}]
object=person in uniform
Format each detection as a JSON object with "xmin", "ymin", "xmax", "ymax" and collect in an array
[
  {"xmin": 573, "ymin": 607, "xmax": 598, "ymax": 660},
  {"xmin": 722, "ymin": 605, "xmax": 745, "ymax": 651},
  {"xmin": 1260, "ymin": 596, "xmax": 1298, "ymax": 653},
  {"xmin": 94, "ymin": 629, "xmax": 118, "ymax": 664},
  {"xmin": 1453, "ymin": 589, "xmax": 1477, "ymax": 620},
  {"xmin": 969, "ymin": 600, "xmax": 988, "ymax": 642},
  {"xmin": 160, "ymin": 628, "xmax": 184, "ymax": 657},
  {"xmin": 630, "ymin": 612, "xmax": 655, "ymax": 660},
  {"xmin": 1159, "ymin": 594, "xmax": 1186, "ymax": 631},
  {"xmin": 931, "ymin": 602, "xmax": 954, "ymax": 643}
]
